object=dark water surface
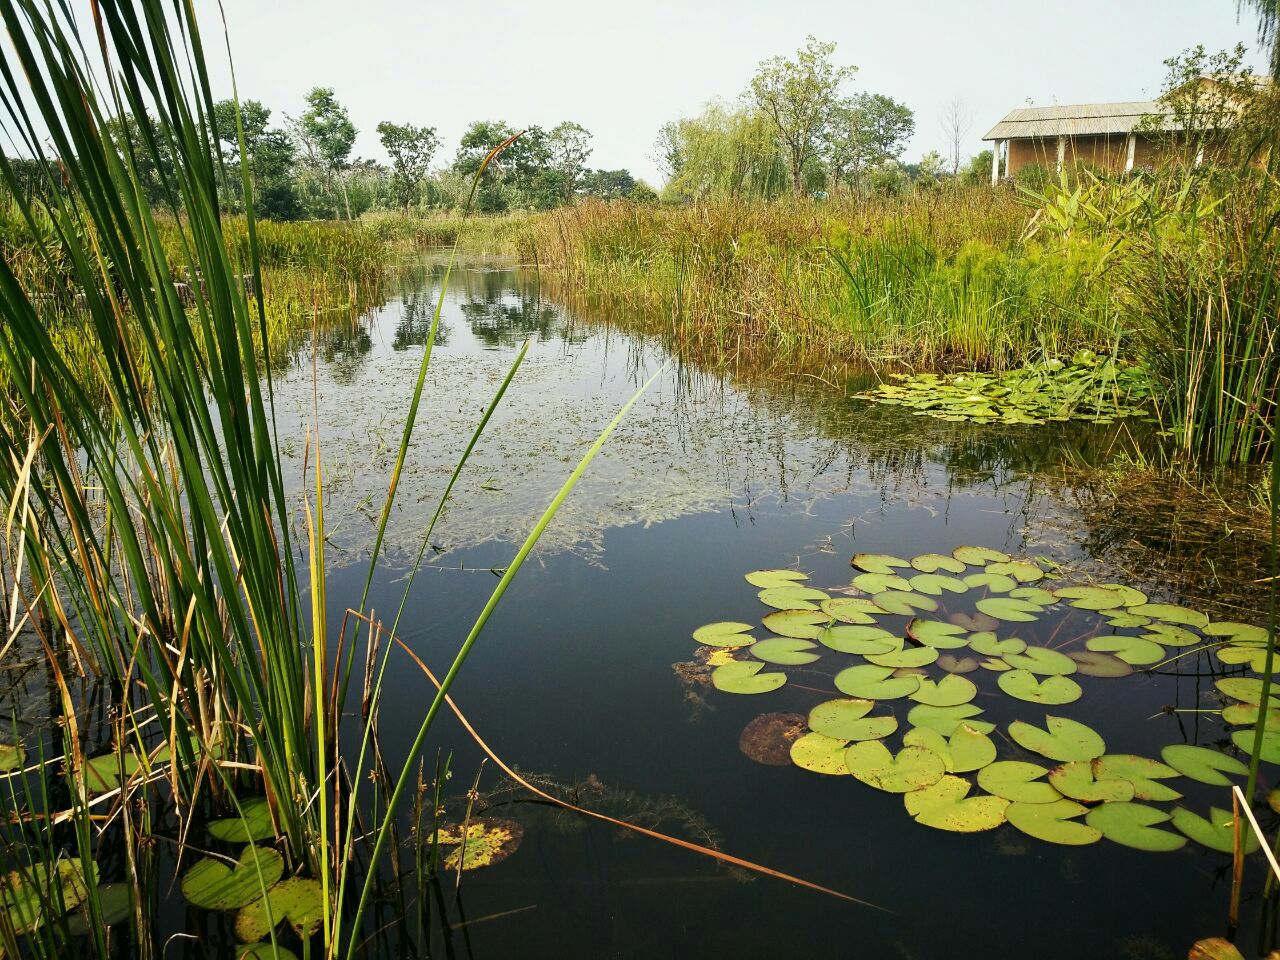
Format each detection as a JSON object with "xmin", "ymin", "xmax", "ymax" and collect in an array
[{"xmin": 259, "ymin": 257, "xmax": 1274, "ymax": 958}]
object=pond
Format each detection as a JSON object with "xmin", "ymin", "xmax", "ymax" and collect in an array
[{"xmin": 24, "ymin": 254, "xmax": 1276, "ymax": 958}]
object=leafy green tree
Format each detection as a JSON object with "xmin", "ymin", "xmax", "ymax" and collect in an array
[
  {"xmin": 913, "ymin": 150, "xmax": 948, "ymax": 189},
  {"xmin": 962, "ymin": 150, "xmax": 994, "ymax": 186},
  {"xmin": 546, "ymin": 121, "xmax": 593, "ymax": 201},
  {"xmin": 452, "ymin": 119, "xmax": 524, "ymax": 211},
  {"xmin": 827, "ymin": 92, "xmax": 914, "ymax": 193},
  {"xmin": 211, "ymin": 98, "xmax": 299, "ymax": 220},
  {"xmin": 376, "ymin": 120, "xmax": 440, "ymax": 212},
  {"xmin": 747, "ymin": 36, "xmax": 856, "ymax": 197},
  {"xmin": 579, "ymin": 168, "xmax": 636, "ymax": 199},
  {"xmin": 295, "ymin": 87, "xmax": 357, "ymax": 218},
  {"xmin": 656, "ymin": 100, "xmax": 788, "ymax": 202}
]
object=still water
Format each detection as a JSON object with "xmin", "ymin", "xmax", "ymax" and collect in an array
[{"xmin": 258, "ymin": 256, "xmax": 1272, "ymax": 958}]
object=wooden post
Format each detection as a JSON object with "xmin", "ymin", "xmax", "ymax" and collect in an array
[
  {"xmin": 990, "ymin": 142, "xmax": 1001, "ymax": 186},
  {"xmin": 1125, "ymin": 134, "xmax": 1136, "ymax": 172},
  {"xmin": 1056, "ymin": 136, "xmax": 1066, "ymax": 174}
]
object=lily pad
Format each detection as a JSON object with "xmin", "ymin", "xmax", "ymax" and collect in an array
[
  {"xmin": 1002, "ymin": 646, "xmax": 1077, "ymax": 676},
  {"xmin": 1085, "ymin": 802, "xmax": 1186, "ymax": 852},
  {"xmin": 1010, "ymin": 587, "xmax": 1057, "ymax": 606},
  {"xmin": 1093, "ymin": 755, "xmax": 1182, "ymax": 802},
  {"xmin": 911, "ymin": 553, "xmax": 967, "ymax": 574},
  {"xmin": 1048, "ymin": 761, "xmax": 1134, "ymax": 803},
  {"xmin": 835, "ymin": 664, "xmax": 920, "ymax": 700},
  {"xmin": 953, "ymin": 545, "xmax": 1009, "ymax": 565},
  {"xmin": 739, "ymin": 713, "xmax": 807, "ymax": 765},
  {"xmin": 845, "ymin": 742, "xmax": 947, "ymax": 794},
  {"xmin": 1097, "ymin": 583, "xmax": 1149, "ymax": 607},
  {"xmin": 905, "ymin": 724, "xmax": 996, "ymax": 773},
  {"xmin": 985, "ymin": 560, "xmax": 1044, "ymax": 583},
  {"xmin": 0, "ymin": 859, "xmax": 95, "ymax": 934},
  {"xmin": 975, "ymin": 597, "xmax": 1042, "ymax": 623},
  {"xmin": 937, "ymin": 654, "xmax": 980, "ymax": 673},
  {"xmin": 979, "ymin": 658, "xmax": 1012, "ymax": 671},
  {"xmin": 64, "ymin": 883, "xmax": 132, "ymax": 937},
  {"xmin": 913, "ymin": 788, "xmax": 1008, "ymax": 832},
  {"xmin": 1105, "ymin": 613, "xmax": 1152, "ymax": 629},
  {"xmin": 1171, "ymin": 806, "xmax": 1259, "ymax": 854},
  {"xmin": 1143, "ymin": 623, "xmax": 1201, "ymax": 646},
  {"xmin": 762, "ymin": 610, "xmax": 829, "ymax": 640},
  {"xmin": 1218, "ymin": 645, "xmax": 1280, "ymax": 674},
  {"xmin": 910, "ymin": 674, "xmax": 978, "ymax": 707},
  {"xmin": 909, "ymin": 573, "xmax": 968, "ymax": 596},
  {"xmin": 790, "ymin": 732, "xmax": 854, "ymax": 775},
  {"xmin": 968, "ymin": 633, "xmax": 1026, "ymax": 657},
  {"xmin": 906, "ymin": 619, "xmax": 969, "ymax": 649},
  {"xmin": 872, "ymin": 591, "xmax": 939, "ymax": 616},
  {"xmin": 1160, "ymin": 744, "xmax": 1248, "ymax": 786},
  {"xmin": 817, "ymin": 624, "xmax": 899, "ymax": 655},
  {"xmin": 1085, "ymin": 635, "xmax": 1164, "ymax": 666},
  {"xmin": 1009, "ymin": 716, "xmax": 1105, "ymax": 762},
  {"xmin": 907, "ymin": 703, "xmax": 994, "ymax": 736},
  {"xmin": 1055, "ymin": 585, "xmax": 1131, "ymax": 610},
  {"xmin": 745, "ymin": 569, "xmax": 808, "ymax": 588},
  {"xmin": 1216, "ymin": 677, "xmax": 1279, "ymax": 705},
  {"xmin": 1128, "ymin": 603, "xmax": 1209, "ymax": 629},
  {"xmin": 234, "ymin": 877, "xmax": 326, "ymax": 942},
  {"xmin": 209, "ymin": 797, "xmax": 276, "ymax": 843},
  {"xmin": 808, "ymin": 700, "xmax": 898, "ymax": 741},
  {"xmin": 84, "ymin": 751, "xmax": 143, "ymax": 793},
  {"xmin": 181, "ymin": 846, "xmax": 284, "ymax": 911},
  {"xmin": 712, "ymin": 661, "xmax": 787, "ymax": 694},
  {"xmin": 0, "ymin": 742, "xmax": 25, "ymax": 772},
  {"xmin": 821, "ymin": 597, "xmax": 886, "ymax": 623},
  {"xmin": 854, "ymin": 572, "xmax": 912, "ymax": 594},
  {"xmin": 998, "ymin": 670, "xmax": 1082, "ymax": 705},
  {"xmin": 866, "ymin": 646, "xmax": 938, "ymax": 669},
  {"xmin": 1204, "ymin": 622, "xmax": 1269, "ymax": 644},
  {"xmin": 903, "ymin": 774, "xmax": 970, "ymax": 817},
  {"xmin": 758, "ymin": 586, "xmax": 829, "ymax": 610},
  {"xmin": 851, "ymin": 553, "xmax": 912, "ymax": 575},
  {"xmin": 1231, "ymin": 728, "xmax": 1280, "ymax": 763},
  {"xmin": 748, "ymin": 637, "xmax": 820, "ymax": 665},
  {"xmin": 692, "ymin": 622, "xmax": 754, "ymax": 647},
  {"xmin": 1067, "ymin": 651, "xmax": 1133, "ymax": 678},
  {"xmin": 1222, "ymin": 702, "xmax": 1280, "ymax": 730},
  {"xmin": 949, "ymin": 612, "xmax": 1001, "ymax": 632},
  {"xmin": 963, "ymin": 572, "xmax": 1017, "ymax": 593},
  {"xmin": 1006, "ymin": 798, "xmax": 1101, "ymax": 845},
  {"xmin": 977, "ymin": 761, "xmax": 1060, "ymax": 804}
]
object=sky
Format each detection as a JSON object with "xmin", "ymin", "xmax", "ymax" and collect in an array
[{"xmin": 178, "ymin": 2, "xmax": 1273, "ymax": 184}]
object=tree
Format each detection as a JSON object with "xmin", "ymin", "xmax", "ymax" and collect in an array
[
  {"xmin": 827, "ymin": 92, "xmax": 914, "ymax": 193},
  {"xmin": 211, "ymin": 99, "xmax": 299, "ymax": 220},
  {"xmin": 1143, "ymin": 44, "xmax": 1262, "ymax": 164},
  {"xmin": 579, "ymin": 168, "xmax": 637, "ymax": 199},
  {"xmin": 747, "ymin": 36, "xmax": 856, "ymax": 198},
  {"xmin": 295, "ymin": 87, "xmax": 357, "ymax": 218},
  {"xmin": 546, "ymin": 121, "xmax": 593, "ymax": 201},
  {"xmin": 376, "ymin": 121, "xmax": 440, "ymax": 212},
  {"xmin": 962, "ymin": 150, "xmax": 994, "ymax": 186},
  {"xmin": 914, "ymin": 150, "xmax": 947, "ymax": 189},
  {"xmin": 655, "ymin": 100, "xmax": 788, "ymax": 202},
  {"xmin": 939, "ymin": 98, "xmax": 972, "ymax": 177}
]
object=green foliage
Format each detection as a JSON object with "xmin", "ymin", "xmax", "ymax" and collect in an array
[
  {"xmin": 656, "ymin": 101, "xmax": 789, "ymax": 202},
  {"xmin": 377, "ymin": 120, "xmax": 441, "ymax": 211},
  {"xmin": 826, "ymin": 92, "xmax": 915, "ymax": 194}
]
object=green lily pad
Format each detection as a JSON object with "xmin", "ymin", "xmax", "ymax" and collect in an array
[
  {"xmin": 1231, "ymin": 728, "xmax": 1280, "ymax": 763},
  {"xmin": 209, "ymin": 798, "xmax": 276, "ymax": 843},
  {"xmin": 1093, "ymin": 754, "xmax": 1182, "ymax": 802},
  {"xmin": 1097, "ymin": 583, "xmax": 1149, "ymax": 607},
  {"xmin": 963, "ymin": 572, "xmax": 1017, "ymax": 592},
  {"xmin": 1216, "ymin": 677, "xmax": 1280, "ymax": 705},
  {"xmin": 866, "ymin": 646, "xmax": 938, "ymax": 669},
  {"xmin": 84, "ymin": 751, "xmax": 143, "ymax": 793},
  {"xmin": 1002, "ymin": 646, "xmax": 1076, "ymax": 676},
  {"xmin": 1105, "ymin": 613, "xmax": 1152, "ymax": 629},
  {"xmin": 975, "ymin": 597, "xmax": 1043, "ymax": 623},
  {"xmin": 1171, "ymin": 806, "xmax": 1259, "ymax": 854},
  {"xmin": 979, "ymin": 657, "xmax": 1012, "ymax": 671},
  {"xmin": 1086, "ymin": 802, "xmax": 1186, "ymax": 852},
  {"xmin": 845, "ymin": 742, "xmax": 947, "ymax": 794},
  {"xmin": 0, "ymin": 859, "xmax": 95, "ymax": 934},
  {"xmin": 851, "ymin": 553, "xmax": 912, "ymax": 575},
  {"xmin": 762, "ymin": 610, "xmax": 829, "ymax": 639},
  {"xmin": 712, "ymin": 661, "xmax": 787, "ymax": 694},
  {"xmin": 1085, "ymin": 635, "xmax": 1164, "ymax": 666},
  {"xmin": 745, "ymin": 569, "xmax": 809, "ymax": 588},
  {"xmin": 938, "ymin": 654, "xmax": 980, "ymax": 673},
  {"xmin": 807, "ymin": 699, "xmax": 898, "ymax": 741},
  {"xmin": 968, "ymin": 633, "xmax": 1026, "ymax": 657},
  {"xmin": 1222, "ymin": 702, "xmax": 1280, "ymax": 729},
  {"xmin": 909, "ymin": 674, "xmax": 979, "ymax": 707},
  {"xmin": 1009, "ymin": 716, "xmax": 1105, "ymax": 762},
  {"xmin": 911, "ymin": 553, "xmax": 967, "ymax": 574},
  {"xmin": 821, "ymin": 597, "xmax": 886, "ymax": 623},
  {"xmin": 758, "ymin": 586, "xmax": 830, "ymax": 610},
  {"xmin": 903, "ymin": 773, "xmax": 970, "ymax": 816},
  {"xmin": 1143, "ymin": 623, "xmax": 1201, "ymax": 646},
  {"xmin": 913, "ymin": 789, "xmax": 1008, "ymax": 832},
  {"xmin": 1067, "ymin": 651, "xmax": 1133, "ymax": 678},
  {"xmin": 181, "ymin": 846, "xmax": 285, "ymax": 911},
  {"xmin": 977, "ymin": 761, "xmax": 1060, "ymax": 803},
  {"xmin": 790, "ymin": 732, "xmax": 855, "ymax": 774},
  {"xmin": 1055, "ymin": 585, "xmax": 1131, "ymax": 610},
  {"xmin": 872, "ymin": 591, "xmax": 939, "ymax": 616},
  {"xmin": 1006, "ymin": 798, "xmax": 1101, "ymax": 845},
  {"xmin": 905, "ymin": 724, "xmax": 996, "ymax": 773},
  {"xmin": 909, "ymin": 573, "xmax": 968, "ymax": 596},
  {"xmin": 748, "ymin": 637, "xmax": 821, "ymax": 665},
  {"xmin": 692, "ymin": 622, "xmax": 754, "ymax": 647},
  {"xmin": 1161, "ymin": 745, "xmax": 1248, "ymax": 786},
  {"xmin": 1010, "ymin": 587, "xmax": 1057, "ymax": 606},
  {"xmin": 998, "ymin": 670, "xmax": 1082, "ymax": 705},
  {"xmin": 985, "ymin": 560, "xmax": 1044, "ymax": 583},
  {"xmin": 953, "ymin": 545, "xmax": 1009, "ymax": 565},
  {"xmin": 1128, "ymin": 603, "xmax": 1209, "ymax": 629},
  {"xmin": 1204, "ymin": 622, "xmax": 1269, "ymax": 644},
  {"xmin": 235, "ymin": 877, "xmax": 326, "ymax": 942},
  {"xmin": 1218, "ymin": 645, "xmax": 1280, "ymax": 674},
  {"xmin": 835, "ymin": 664, "xmax": 920, "ymax": 700},
  {"xmin": 0, "ymin": 742, "xmax": 24, "ymax": 772},
  {"xmin": 1048, "ymin": 761, "xmax": 1135, "ymax": 802},
  {"xmin": 817, "ymin": 624, "xmax": 899, "ymax": 655},
  {"xmin": 854, "ymin": 572, "xmax": 912, "ymax": 594},
  {"xmin": 907, "ymin": 703, "xmax": 994, "ymax": 736},
  {"xmin": 906, "ymin": 619, "xmax": 969, "ymax": 649}
]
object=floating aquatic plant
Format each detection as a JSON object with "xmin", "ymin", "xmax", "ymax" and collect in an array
[
  {"xmin": 685, "ymin": 550, "xmax": 1277, "ymax": 850},
  {"xmin": 854, "ymin": 352, "xmax": 1154, "ymax": 425}
]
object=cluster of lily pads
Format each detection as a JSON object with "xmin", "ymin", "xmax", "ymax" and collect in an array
[
  {"xmin": 692, "ymin": 546, "xmax": 1277, "ymax": 851},
  {"xmin": 854, "ymin": 353, "xmax": 1153, "ymax": 425}
]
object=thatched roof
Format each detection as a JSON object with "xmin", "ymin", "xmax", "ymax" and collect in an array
[{"xmin": 982, "ymin": 101, "xmax": 1172, "ymax": 140}]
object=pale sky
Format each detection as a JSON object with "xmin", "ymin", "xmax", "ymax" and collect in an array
[{"xmin": 159, "ymin": 2, "xmax": 1279, "ymax": 184}]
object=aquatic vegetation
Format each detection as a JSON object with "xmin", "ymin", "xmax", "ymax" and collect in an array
[
  {"xmin": 854, "ymin": 352, "xmax": 1154, "ymax": 426},
  {"xmin": 686, "ymin": 550, "xmax": 1278, "ymax": 849}
]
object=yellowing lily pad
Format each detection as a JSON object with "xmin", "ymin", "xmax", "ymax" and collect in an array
[
  {"xmin": 854, "ymin": 572, "xmax": 912, "ymax": 594},
  {"xmin": 821, "ymin": 597, "xmax": 886, "ymax": 623},
  {"xmin": 1128, "ymin": 603, "xmax": 1209, "ymax": 629},
  {"xmin": 964, "ymin": 572, "xmax": 1017, "ymax": 592},
  {"xmin": 851, "ymin": 553, "xmax": 912, "ymax": 575},
  {"xmin": 757, "ymin": 586, "xmax": 829, "ymax": 610},
  {"xmin": 808, "ymin": 699, "xmax": 898, "ymax": 741},
  {"xmin": 908, "ymin": 703, "xmax": 994, "ymax": 736},
  {"xmin": 911, "ymin": 553, "xmax": 967, "ymax": 574},
  {"xmin": 790, "ymin": 732, "xmax": 854, "ymax": 775},
  {"xmin": 977, "ymin": 761, "xmax": 1059, "ymax": 803},
  {"xmin": 910, "ymin": 573, "xmax": 968, "ymax": 596},
  {"xmin": 692, "ymin": 622, "xmax": 754, "ymax": 647},
  {"xmin": 234, "ymin": 877, "xmax": 325, "ymax": 942},
  {"xmin": 712, "ymin": 661, "xmax": 786, "ymax": 694},
  {"xmin": 845, "ymin": 742, "xmax": 947, "ymax": 794},
  {"xmin": 745, "ymin": 569, "xmax": 809, "ymax": 588},
  {"xmin": 953, "ymin": 546, "xmax": 1009, "ymax": 565},
  {"xmin": 985, "ymin": 560, "xmax": 1044, "ymax": 583},
  {"xmin": 762, "ymin": 610, "xmax": 829, "ymax": 640}
]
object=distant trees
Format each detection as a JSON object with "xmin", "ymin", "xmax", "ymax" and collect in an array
[
  {"xmin": 376, "ymin": 121, "xmax": 439, "ymax": 211},
  {"xmin": 211, "ymin": 98, "xmax": 299, "ymax": 220},
  {"xmin": 747, "ymin": 36, "xmax": 857, "ymax": 197},
  {"xmin": 656, "ymin": 101, "xmax": 789, "ymax": 201},
  {"xmin": 826, "ymin": 93, "xmax": 915, "ymax": 193},
  {"xmin": 294, "ymin": 87, "xmax": 357, "ymax": 218}
]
